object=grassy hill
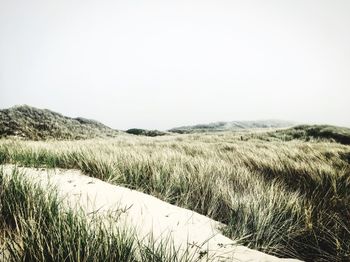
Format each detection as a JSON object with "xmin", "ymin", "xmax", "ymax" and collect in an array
[
  {"xmin": 270, "ymin": 125, "xmax": 350, "ymax": 145},
  {"xmin": 0, "ymin": 105, "xmax": 119, "ymax": 140},
  {"xmin": 169, "ymin": 120, "xmax": 294, "ymax": 133}
]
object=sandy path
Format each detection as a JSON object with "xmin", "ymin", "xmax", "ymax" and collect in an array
[{"xmin": 1, "ymin": 165, "xmax": 301, "ymax": 262}]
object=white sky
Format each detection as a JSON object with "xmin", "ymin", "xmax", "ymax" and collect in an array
[{"xmin": 0, "ymin": 0, "xmax": 349, "ymax": 130}]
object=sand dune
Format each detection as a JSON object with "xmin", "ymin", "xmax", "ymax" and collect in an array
[{"xmin": 2, "ymin": 165, "xmax": 301, "ymax": 262}]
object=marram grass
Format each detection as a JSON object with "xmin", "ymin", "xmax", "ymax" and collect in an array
[
  {"xmin": 0, "ymin": 130, "xmax": 349, "ymax": 261},
  {"xmin": 0, "ymin": 168, "xmax": 202, "ymax": 262}
]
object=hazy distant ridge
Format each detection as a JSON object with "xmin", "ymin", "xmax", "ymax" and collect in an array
[
  {"xmin": 169, "ymin": 120, "xmax": 294, "ymax": 133},
  {"xmin": 2, "ymin": 105, "xmax": 349, "ymax": 145}
]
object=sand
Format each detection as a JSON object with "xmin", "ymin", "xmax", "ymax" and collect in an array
[{"xmin": 1, "ymin": 165, "xmax": 302, "ymax": 262}]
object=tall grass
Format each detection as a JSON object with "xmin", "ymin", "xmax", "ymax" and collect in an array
[
  {"xmin": 0, "ymin": 167, "xmax": 200, "ymax": 262},
  {"xmin": 0, "ymin": 167, "xmax": 136, "ymax": 261},
  {"xmin": 0, "ymin": 131, "xmax": 349, "ymax": 261}
]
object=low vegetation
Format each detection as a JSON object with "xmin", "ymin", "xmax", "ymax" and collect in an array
[
  {"xmin": 0, "ymin": 127, "xmax": 349, "ymax": 261},
  {"xmin": 126, "ymin": 128, "xmax": 167, "ymax": 137}
]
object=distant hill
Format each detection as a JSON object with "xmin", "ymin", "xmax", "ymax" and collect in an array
[
  {"xmin": 271, "ymin": 125, "xmax": 350, "ymax": 145},
  {"xmin": 168, "ymin": 120, "xmax": 294, "ymax": 133},
  {"xmin": 0, "ymin": 105, "xmax": 119, "ymax": 140}
]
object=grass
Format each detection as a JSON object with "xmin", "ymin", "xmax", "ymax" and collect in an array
[
  {"xmin": 0, "ymin": 167, "xmax": 135, "ymax": 261},
  {"xmin": 0, "ymin": 130, "xmax": 349, "ymax": 261},
  {"xmin": 0, "ymin": 167, "xmax": 203, "ymax": 262}
]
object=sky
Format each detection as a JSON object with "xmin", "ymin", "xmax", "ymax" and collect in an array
[{"xmin": 0, "ymin": 0, "xmax": 349, "ymax": 130}]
